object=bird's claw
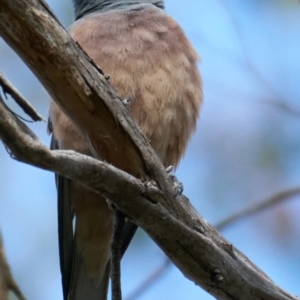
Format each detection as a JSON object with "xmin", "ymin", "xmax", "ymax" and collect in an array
[
  {"xmin": 170, "ymin": 175, "xmax": 184, "ymax": 197},
  {"xmin": 144, "ymin": 167, "xmax": 183, "ymax": 200},
  {"xmin": 145, "ymin": 179, "xmax": 159, "ymax": 192},
  {"xmin": 166, "ymin": 166, "xmax": 184, "ymax": 197}
]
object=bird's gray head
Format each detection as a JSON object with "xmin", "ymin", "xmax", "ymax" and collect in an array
[{"xmin": 72, "ymin": 0, "xmax": 165, "ymax": 20}]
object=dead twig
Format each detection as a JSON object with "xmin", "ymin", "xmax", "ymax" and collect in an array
[
  {"xmin": 111, "ymin": 210, "xmax": 125, "ymax": 300},
  {"xmin": 125, "ymin": 258, "xmax": 171, "ymax": 300},
  {"xmin": 0, "ymin": 71, "xmax": 45, "ymax": 122},
  {"xmin": 0, "ymin": 232, "xmax": 27, "ymax": 300},
  {"xmin": 215, "ymin": 187, "xmax": 300, "ymax": 231}
]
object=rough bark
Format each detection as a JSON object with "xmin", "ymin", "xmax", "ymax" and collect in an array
[{"xmin": 0, "ymin": 1, "xmax": 297, "ymax": 299}]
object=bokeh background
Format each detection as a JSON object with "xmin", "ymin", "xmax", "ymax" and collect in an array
[{"xmin": 1, "ymin": 0, "xmax": 300, "ymax": 299}]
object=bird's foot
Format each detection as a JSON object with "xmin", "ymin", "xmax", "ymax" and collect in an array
[
  {"xmin": 143, "ymin": 167, "xmax": 183, "ymax": 201},
  {"xmin": 166, "ymin": 166, "xmax": 184, "ymax": 197},
  {"xmin": 145, "ymin": 179, "xmax": 160, "ymax": 193}
]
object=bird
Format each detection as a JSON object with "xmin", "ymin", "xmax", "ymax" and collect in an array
[{"xmin": 48, "ymin": 0, "xmax": 203, "ymax": 299}]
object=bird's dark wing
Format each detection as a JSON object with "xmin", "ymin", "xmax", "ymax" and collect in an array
[
  {"xmin": 51, "ymin": 134, "xmax": 137, "ymax": 299},
  {"xmin": 121, "ymin": 221, "xmax": 138, "ymax": 258},
  {"xmin": 50, "ymin": 135, "xmax": 74, "ymax": 300}
]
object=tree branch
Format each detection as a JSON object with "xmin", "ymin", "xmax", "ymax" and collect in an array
[
  {"xmin": 111, "ymin": 211, "xmax": 126, "ymax": 300},
  {"xmin": 0, "ymin": 71, "xmax": 45, "ymax": 122},
  {"xmin": 0, "ymin": 1, "xmax": 297, "ymax": 299},
  {"xmin": 215, "ymin": 188, "xmax": 300, "ymax": 230},
  {"xmin": 125, "ymin": 186, "xmax": 300, "ymax": 300},
  {"xmin": 125, "ymin": 258, "xmax": 172, "ymax": 300},
  {"xmin": 0, "ymin": 233, "xmax": 27, "ymax": 300}
]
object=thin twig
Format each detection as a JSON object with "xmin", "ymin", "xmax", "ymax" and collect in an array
[
  {"xmin": 125, "ymin": 258, "xmax": 172, "ymax": 300},
  {"xmin": 260, "ymin": 99, "xmax": 300, "ymax": 119},
  {"xmin": 215, "ymin": 187, "xmax": 300, "ymax": 231},
  {"xmin": 111, "ymin": 210, "xmax": 125, "ymax": 300},
  {"xmin": 0, "ymin": 233, "xmax": 27, "ymax": 300},
  {"xmin": 0, "ymin": 71, "xmax": 45, "ymax": 122}
]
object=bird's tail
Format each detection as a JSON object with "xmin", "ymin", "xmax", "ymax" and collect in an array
[
  {"xmin": 67, "ymin": 243, "xmax": 110, "ymax": 300},
  {"xmin": 64, "ymin": 179, "xmax": 116, "ymax": 300}
]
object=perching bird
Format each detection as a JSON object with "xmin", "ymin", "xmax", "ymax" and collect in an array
[{"xmin": 48, "ymin": 0, "xmax": 202, "ymax": 299}]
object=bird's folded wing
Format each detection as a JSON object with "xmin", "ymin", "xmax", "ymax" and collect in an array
[
  {"xmin": 51, "ymin": 135, "xmax": 74, "ymax": 299},
  {"xmin": 50, "ymin": 134, "xmax": 138, "ymax": 300}
]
